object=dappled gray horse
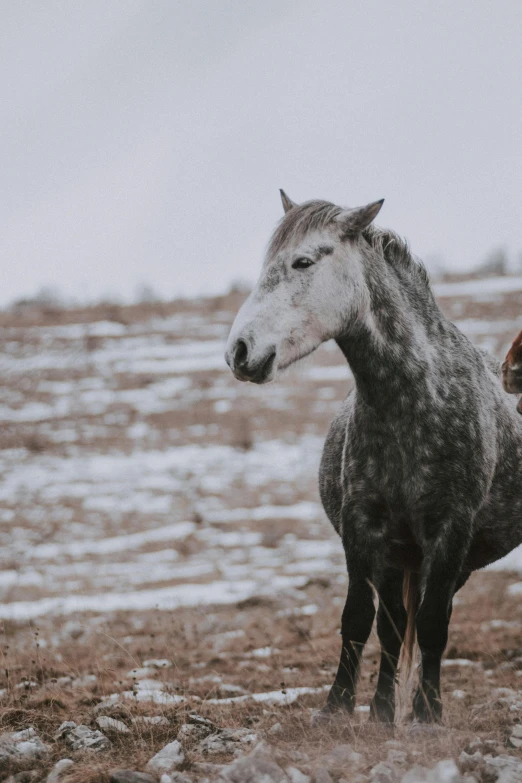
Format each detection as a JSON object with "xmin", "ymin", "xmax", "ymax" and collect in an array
[{"xmin": 225, "ymin": 192, "xmax": 522, "ymax": 723}]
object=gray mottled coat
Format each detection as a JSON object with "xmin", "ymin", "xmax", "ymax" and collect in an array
[
  {"xmin": 319, "ymin": 232, "xmax": 522, "ymax": 577},
  {"xmin": 225, "ymin": 195, "xmax": 522, "ymax": 723}
]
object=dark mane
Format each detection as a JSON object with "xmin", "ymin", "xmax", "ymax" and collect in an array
[
  {"xmin": 267, "ymin": 200, "xmax": 430, "ymax": 291},
  {"xmin": 362, "ymin": 224, "xmax": 431, "ymax": 291}
]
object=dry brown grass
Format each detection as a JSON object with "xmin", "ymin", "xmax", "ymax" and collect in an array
[{"xmin": 1, "ymin": 569, "xmax": 522, "ymax": 780}]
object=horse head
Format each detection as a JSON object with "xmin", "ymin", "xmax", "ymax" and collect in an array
[{"xmin": 225, "ymin": 191, "xmax": 383, "ymax": 383}]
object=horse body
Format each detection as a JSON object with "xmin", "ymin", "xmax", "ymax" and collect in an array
[
  {"xmin": 225, "ymin": 192, "xmax": 522, "ymax": 723},
  {"xmin": 321, "ymin": 307, "xmax": 522, "ymax": 577}
]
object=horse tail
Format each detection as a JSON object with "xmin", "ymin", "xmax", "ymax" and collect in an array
[{"xmin": 401, "ymin": 569, "xmax": 419, "ymax": 678}]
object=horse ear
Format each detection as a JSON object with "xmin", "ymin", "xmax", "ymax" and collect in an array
[
  {"xmin": 337, "ymin": 199, "xmax": 384, "ymax": 237},
  {"xmin": 280, "ymin": 189, "xmax": 296, "ymax": 214}
]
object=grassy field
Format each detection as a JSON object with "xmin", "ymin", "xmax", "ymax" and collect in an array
[{"xmin": 1, "ymin": 277, "xmax": 522, "ymax": 780}]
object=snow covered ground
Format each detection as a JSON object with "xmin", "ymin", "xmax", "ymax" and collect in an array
[{"xmin": 1, "ymin": 277, "xmax": 522, "ymax": 622}]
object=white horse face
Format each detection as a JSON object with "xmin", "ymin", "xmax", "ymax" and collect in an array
[{"xmin": 225, "ymin": 193, "xmax": 383, "ymax": 383}]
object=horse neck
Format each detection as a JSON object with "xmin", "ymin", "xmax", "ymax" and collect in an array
[{"xmin": 335, "ymin": 250, "xmax": 443, "ymax": 410}]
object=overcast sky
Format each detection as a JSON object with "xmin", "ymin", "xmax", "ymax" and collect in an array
[{"xmin": 1, "ymin": 0, "xmax": 521, "ymax": 304}]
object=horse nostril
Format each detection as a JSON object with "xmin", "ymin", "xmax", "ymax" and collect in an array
[{"xmin": 234, "ymin": 339, "xmax": 249, "ymax": 368}]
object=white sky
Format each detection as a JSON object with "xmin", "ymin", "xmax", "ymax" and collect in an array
[{"xmin": 1, "ymin": 0, "xmax": 521, "ymax": 304}]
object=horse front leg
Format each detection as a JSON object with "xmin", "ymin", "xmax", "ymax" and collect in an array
[
  {"xmin": 369, "ymin": 568, "xmax": 407, "ymax": 723},
  {"xmin": 413, "ymin": 527, "xmax": 471, "ymax": 723},
  {"xmin": 326, "ymin": 570, "xmax": 375, "ymax": 712},
  {"xmin": 325, "ymin": 521, "xmax": 376, "ymax": 713}
]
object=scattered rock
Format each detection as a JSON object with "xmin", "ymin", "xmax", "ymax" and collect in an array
[
  {"xmin": 54, "ymin": 722, "xmax": 77, "ymax": 740},
  {"xmin": 401, "ymin": 760, "xmax": 469, "ymax": 783},
  {"xmin": 146, "ymin": 740, "xmax": 185, "ymax": 774},
  {"xmin": 10, "ymin": 727, "xmax": 49, "ymax": 760},
  {"xmin": 286, "ymin": 767, "xmax": 311, "ymax": 783},
  {"xmin": 197, "ymin": 727, "xmax": 258, "ymax": 756},
  {"xmin": 187, "ymin": 713, "xmax": 215, "ymax": 728},
  {"xmin": 109, "ymin": 772, "xmax": 156, "ymax": 783},
  {"xmin": 313, "ymin": 770, "xmax": 334, "ymax": 783},
  {"xmin": 400, "ymin": 767, "xmax": 431, "ymax": 783},
  {"xmin": 160, "ymin": 773, "xmax": 193, "ymax": 783},
  {"xmin": 46, "ymin": 760, "xmax": 75, "ymax": 783},
  {"xmin": 96, "ymin": 716, "xmax": 131, "ymax": 734},
  {"xmin": 178, "ymin": 722, "xmax": 213, "ymax": 742},
  {"xmin": 55, "ymin": 721, "xmax": 111, "ymax": 752},
  {"xmin": 370, "ymin": 762, "xmax": 397, "ymax": 783},
  {"xmin": 510, "ymin": 724, "xmax": 522, "ymax": 748},
  {"xmin": 479, "ymin": 753, "xmax": 522, "ymax": 783},
  {"xmin": 217, "ymin": 743, "xmax": 287, "ymax": 782},
  {"xmin": 122, "ymin": 679, "xmax": 186, "ymax": 705},
  {"xmin": 459, "ymin": 748, "xmax": 522, "ymax": 782},
  {"xmin": 370, "ymin": 750, "xmax": 409, "ymax": 783},
  {"xmin": 268, "ymin": 722, "xmax": 282, "ymax": 736},
  {"xmin": 0, "ymin": 727, "xmax": 49, "ymax": 771},
  {"xmin": 177, "ymin": 713, "xmax": 216, "ymax": 743},
  {"xmin": 319, "ymin": 744, "xmax": 364, "ymax": 775}
]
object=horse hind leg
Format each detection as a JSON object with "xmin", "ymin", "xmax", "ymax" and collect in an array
[{"xmin": 369, "ymin": 568, "xmax": 409, "ymax": 724}]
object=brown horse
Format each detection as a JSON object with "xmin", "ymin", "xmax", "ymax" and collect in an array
[{"xmin": 502, "ymin": 329, "xmax": 522, "ymax": 412}]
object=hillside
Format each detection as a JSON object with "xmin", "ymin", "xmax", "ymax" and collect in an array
[{"xmin": 1, "ymin": 277, "xmax": 522, "ymax": 781}]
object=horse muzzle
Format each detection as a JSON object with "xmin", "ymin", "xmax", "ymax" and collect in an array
[{"xmin": 225, "ymin": 338, "xmax": 277, "ymax": 384}]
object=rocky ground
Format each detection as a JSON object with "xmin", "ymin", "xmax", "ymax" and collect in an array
[
  {"xmin": 2, "ymin": 276, "xmax": 522, "ymax": 781},
  {"xmin": 5, "ymin": 569, "xmax": 522, "ymax": 782}
]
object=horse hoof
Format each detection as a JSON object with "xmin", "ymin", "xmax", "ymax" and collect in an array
[
  {"xmin": 369, "ymin": 699, "xmax": 395, "ymax": 725},
  {"xmin": 412, "ymin": 690, "xmax": 442, "ymax": 724}
]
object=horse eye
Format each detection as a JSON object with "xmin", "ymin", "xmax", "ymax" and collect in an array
[{"xmin": 292, "ymin": 257, "xmax": 314, "ymax": 270}]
